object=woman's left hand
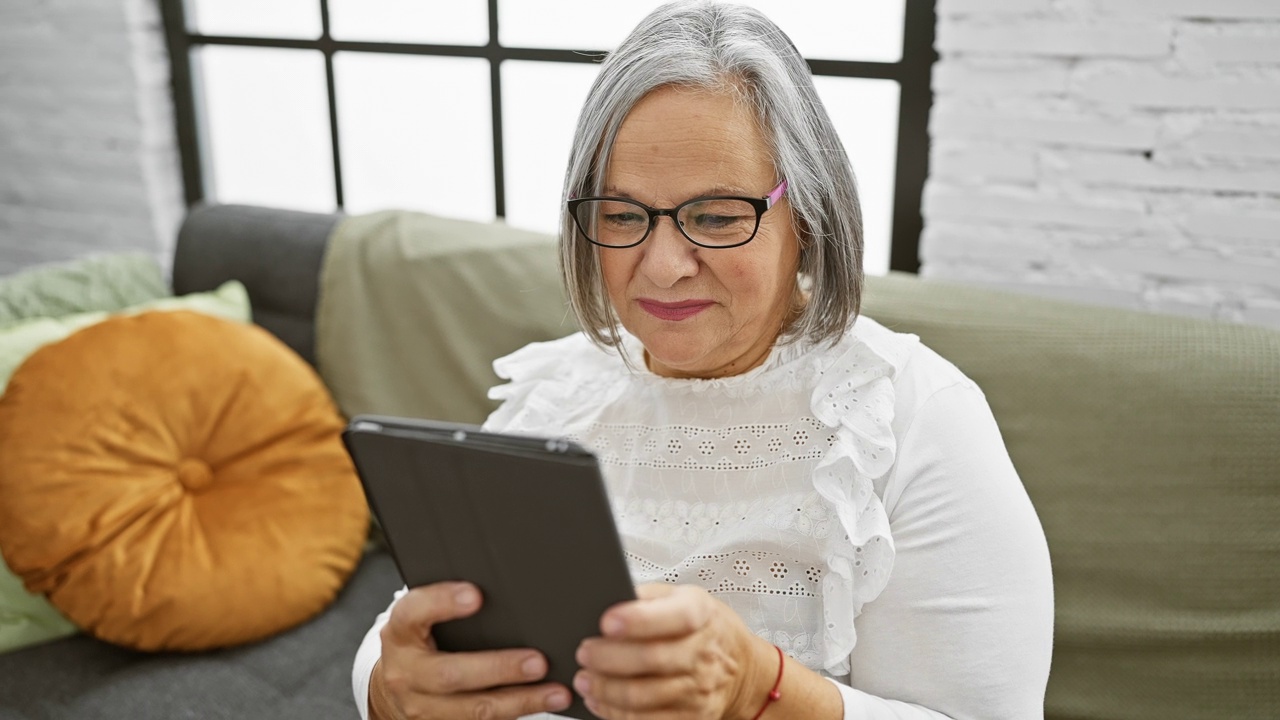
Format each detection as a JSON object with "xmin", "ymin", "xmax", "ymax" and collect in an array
[{"xmin": 573, "ymin": 583, "xmax": 770, "ymax": 720}]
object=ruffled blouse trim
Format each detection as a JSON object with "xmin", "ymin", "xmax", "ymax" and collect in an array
[
  {"xmin": 485, "ymin": 320, "xmax": 921, "ymax": 677},
  {"xmin": 486, "ymin": 333, "xmax": 620, "ymax": 433},
  {"xmin": 487, "ymin": 328, "xmax": 816, "ymax": 424},
  {"xmin": 806, "ymin": 318, "xmax": 919, "ymax": 675},
  {"xmin": 615, "ymin": 331, "xmax": 814, "ymax": 396}
]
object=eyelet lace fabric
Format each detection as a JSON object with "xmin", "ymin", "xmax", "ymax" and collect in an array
[{"xmin": 486, "ymin": 319, "xmax": 919, "ymax": 677}]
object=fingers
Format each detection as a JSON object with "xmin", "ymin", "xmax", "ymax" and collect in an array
[
  {"xmin": 378, "ymin": 643, "xmax": 570, "ymax": 716},
  {"xmin": 576, "ymin": 636, "xmax": 697, "ymax": 677},
  {"xmin": 600, "ymin": 584, "xmax": 711, "ymax": 640},
  {"xmin": 633, "ymin": 583, "xmax": 676, "ymax": 601},
  {"xmin": 573, "ymin": 672, "xmax": 694, "ymax": 715},
  {"xmin": 398, "ymin": 683, "xmax": 573, "ymax": 719},
  {"xmin": 375, "ymin": 581, "xmax": 576, "ymax": 719},
  {"xmin": 416, "ymin": 648, "xmax": 553, "ymax": 695},
  {"xmin": 576, "ymin": 587, "xmax": 753, "ymax": 718},
  {"xmin": 385, "ymin": 582, "xmax": 482, "ymax": 645}
]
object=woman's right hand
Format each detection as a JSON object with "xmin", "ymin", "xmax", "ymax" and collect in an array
[{"xmin": 369, "ymin": 581, "xmax": 573, "ymax": 720}]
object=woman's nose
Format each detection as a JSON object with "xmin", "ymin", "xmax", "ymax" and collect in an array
[{"xmin": 639, "ymin": 216, "xmax": 699, "ymax": 288}]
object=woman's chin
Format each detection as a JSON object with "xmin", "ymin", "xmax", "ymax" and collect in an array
[
  {"xmin": 621, "ymin": 315, "xmax": 727, "ymax": 377},
  {"xmin": 636, "ymin": 337, "xmax": 715, "ymax": 377}
]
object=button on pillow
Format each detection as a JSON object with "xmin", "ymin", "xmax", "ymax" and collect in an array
[{"xmin": 0, "ymin": 310, "xmax": 369, "ymax": 651}]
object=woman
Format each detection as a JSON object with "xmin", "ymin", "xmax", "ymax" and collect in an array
[{"xmin": 354, "ymin": 2, "xmax": 1053, "ymax": 719}]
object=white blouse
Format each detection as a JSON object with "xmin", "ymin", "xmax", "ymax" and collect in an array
[{"xmin": 353, "ymin": 317, "xmax": 1054, "ymax": 720}]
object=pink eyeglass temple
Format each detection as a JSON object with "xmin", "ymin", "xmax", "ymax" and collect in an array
[{"xmin": 765, "ymin": 179, "xmax": 788, "ymax": 208}]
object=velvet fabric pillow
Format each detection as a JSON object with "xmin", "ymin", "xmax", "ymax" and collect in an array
[
  {"xmin": 0, "ymin": 280, "xmax": 251, "ymax": 654},
  {"xmin": 0, "ymin": 310, "xmax": 368, "ymax": 651}
]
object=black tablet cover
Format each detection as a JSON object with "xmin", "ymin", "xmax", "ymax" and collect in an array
[{"xmin": 343, "ymin": 416, "xmax": 636, "ymax": 720}]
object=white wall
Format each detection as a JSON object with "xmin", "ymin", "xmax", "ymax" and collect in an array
[
  {"xmin": 0, "ymin": 0, "xmax": 183, "ymax": 277},
  {"xmin": 924, "ymin": 0, "xmax": 1280, "ymax": 328}
]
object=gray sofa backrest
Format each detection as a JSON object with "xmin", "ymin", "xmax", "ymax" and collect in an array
[{"xmin": 172, "ymin": 204, "xmax": 340, "ymax": 365}]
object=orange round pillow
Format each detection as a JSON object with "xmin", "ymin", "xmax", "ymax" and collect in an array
[{"xmin": 0, "ymin": 310, "xmax": 369, "ymax": 651}]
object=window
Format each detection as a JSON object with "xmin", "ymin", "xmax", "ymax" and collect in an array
[{"xmin": 161, "ymin": 0, "xmax": 936, "ymax": 274}]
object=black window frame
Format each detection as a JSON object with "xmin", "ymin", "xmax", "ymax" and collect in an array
[{"xmin": 160, "ymin": 0, "xmax": 935, "ymax": 272}]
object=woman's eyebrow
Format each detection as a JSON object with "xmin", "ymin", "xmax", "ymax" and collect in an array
[
  {"xmin": 601, "ymin": 185, "xmax": 755, "ymax": 200},
  {"xmin": 700, "ymin": 185, "xmax": 754, "ymax": 196}
]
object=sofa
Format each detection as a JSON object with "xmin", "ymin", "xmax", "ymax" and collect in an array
[
  {"xmin": 0, "ymin": 203, "xmax": 1276, "ymax": 720},
  {"xmin": 0, "ymin": 206, "xmax": 401, "ymax": 720}
]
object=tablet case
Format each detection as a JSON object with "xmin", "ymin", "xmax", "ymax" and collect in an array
[{"xmin": 343, "ymin": 416, "xmax": 636, "ymax": 720}]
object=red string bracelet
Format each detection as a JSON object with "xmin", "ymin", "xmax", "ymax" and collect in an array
[{"xmin": 749, "ymin": 645, "xmax": 785, "ymax": 720}]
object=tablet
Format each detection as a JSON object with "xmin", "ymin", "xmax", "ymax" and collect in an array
[{"xmin": 343, "ymin": 415, "xmax": 635, "ymax": 720}]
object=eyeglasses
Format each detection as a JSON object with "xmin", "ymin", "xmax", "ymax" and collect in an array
[{"xmin": 567, "ymin": 179, "xmax": 788, "ymax": 249}]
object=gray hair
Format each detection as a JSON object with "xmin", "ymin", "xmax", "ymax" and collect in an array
[{"xmin": 560, "ymin": 0, "xmax": 864, "ymax": 349}]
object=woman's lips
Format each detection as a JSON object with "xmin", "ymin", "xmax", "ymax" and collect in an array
[{"xmin": 637, "ymin": 299, "xmax": 715, "ymax": 321}]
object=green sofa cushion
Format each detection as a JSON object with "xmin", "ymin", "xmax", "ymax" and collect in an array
[
  {"xmin": 317, "ymin": 211, "xmax": 572, "ymax": 425},
  {"xmin": 0, "ymin": 253, "xmax": 168, "ymax": 328},
  {"xmin": 862, "ymin": 272, "xmax": 1280, "ymax": 720}
]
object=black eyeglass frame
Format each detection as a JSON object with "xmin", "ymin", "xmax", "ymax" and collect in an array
[{"xmin": 567, "ymin": 179, "xmax": 789, "ymax": 250}]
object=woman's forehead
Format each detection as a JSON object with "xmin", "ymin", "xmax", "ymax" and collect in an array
[{"xmin": 607, "ymin": 86, "xmax": 775, "ymax": 198}]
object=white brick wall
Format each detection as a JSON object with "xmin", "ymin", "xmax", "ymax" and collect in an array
[
  {"xmin": 925, "ymin": 0, "xmax": 1280, "ymax": 329},
  {"xmin": 0, "ymin": 0, "xmax": 182, "ymax": 278}
]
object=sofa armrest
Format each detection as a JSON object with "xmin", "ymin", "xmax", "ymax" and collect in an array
[{"xmin": 172, "ymin": 204, "xmax": 341, "ymax": 366}]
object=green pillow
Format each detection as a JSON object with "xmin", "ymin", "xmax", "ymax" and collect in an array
[
  {"xmin": 317, "ymin": 210, "xmax": 572, "ymax": 425},
  {"xmin": 0, "ymin": 280, "xmax": 252, "ymax": 654},
  {"xmin": 0, "ymin": 253, "xmax": 169, "ymax": 328}
]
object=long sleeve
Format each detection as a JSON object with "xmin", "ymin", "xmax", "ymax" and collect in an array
[
  {"xmin": 353, "ymin": 586, "xmax": 406, "ymax": 720},
  {"xmin": 829, "ymin": 381, "xmax": 1055, "ymax": 719},
  {"xmin": 826, "ymin": 679, "xmax": 953, "ymax": 719}
]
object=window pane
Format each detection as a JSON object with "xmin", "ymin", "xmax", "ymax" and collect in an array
[
  {"xmin": 502, "ymin": 61, "xmax": 600, "ymax": 235},
  {"xmin": 197, "ymin": 46, "xmax": 335, "ymax": 212},
  {"xmin": 189, "ymin": 0, "xmax": 321, "ymax": 39},
  {"xmin": 335, "ymin": 53, "xmax": 493, "ymax": 221},
  {"xmin": 812, "ymin": 77, "xmax": 900, "ymax": 276},
  {"xmin": 498, "ymin": 1, "xmax": 649, "ymax": 51},
  {"xmin": 499, "ymin": 0, "xmax": 904, "ymax": 62},
  {"xmin": 741, "ymin": 1, "xmax": 904, "ymax": 63},
  {"xmin": 329, "ymin": 0, "xmax": 488, "ymax": 45}
]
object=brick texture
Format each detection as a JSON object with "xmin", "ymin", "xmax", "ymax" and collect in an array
[
  {"xmin": 925, "ymin": 2, "xmax": 1280, "ymax": 329},
  {"xmin": 0, "ymin": 0, "xmax": 182, "ymax": 278}
]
